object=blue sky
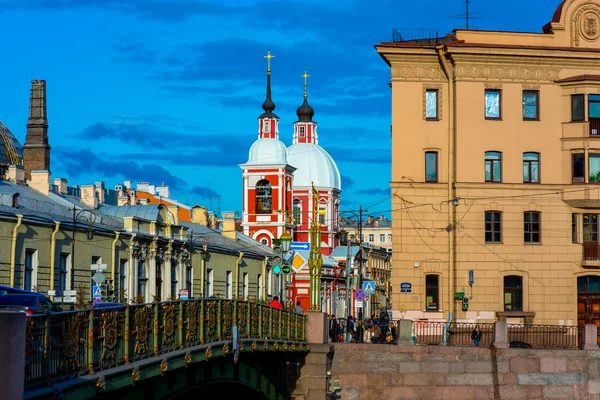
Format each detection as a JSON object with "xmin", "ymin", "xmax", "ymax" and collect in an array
[{"xmin": 0, "ymin": 0, "xmax": 557, "ymax": 217}]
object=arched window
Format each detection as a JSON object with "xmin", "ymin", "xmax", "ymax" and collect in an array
[
  {"xmin": 504, "ymin": 276, "xmax": 523, "ymax": 311},
  {"xmin": 485, "ymin": 151, "xmax": 502, "ymax": 182},
  {"xmin": 256, "ymin": 180, "xmax": 272, "ymax": 214},
  {"xmin": 319, "ymin": 200, "xmax": 327, "ymax": 225},
  {"xmin": 523, "ymin": 152, "xmax": 540, "ymax": 183}
]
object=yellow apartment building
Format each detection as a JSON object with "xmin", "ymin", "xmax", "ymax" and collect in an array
[{"xmin": 376, "ymin": 0, "xmax": 600, "ymax": 325}]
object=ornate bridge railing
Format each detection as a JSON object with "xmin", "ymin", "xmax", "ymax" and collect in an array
[{"xmin": 25, "ymin": 299, "xmax": 307, "ymax": 387}]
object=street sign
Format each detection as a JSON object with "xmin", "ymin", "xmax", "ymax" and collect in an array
[
  {"xmin": 179, "ymin": 289, "xmax": 189, "ymax": 300},
  {"xmin": 93, "ymin": 285, "xmax": 103, "ymax": 298},
  {"xmin": 290, "ymin": 241, "xmax": 310, "ymax": 251},
  {"xmin": 91, "ymin": 263, "xmax": 107, "ymax": 271},
  {"xmin": 92, "ymin": 272, "xmax": 106, "ymax": 285},
  {"xmin": 93, "ymin": 298, "xmax": 102, "ymax": 306},
  {"xmin": 290, "ymin": 252, "xmax": 308, "ymax": 273},
  {"xmin": 47, "ymin": 290, "xmax": 56, "ymax": 296},
  {"xmin": 64, "ymin": 290, "xmax": 77, "ymax": 297},
  {"xmin": 355, "ymin": 301, "xmax": 364, "ymax": 308},
  {"xmin": 63, "ymin": 296, "xmax": 77, "ymax": 303},
  {"xmin": 468, "ymin": 270, "xmax": 475, "ymax": 286},
  {"xmin": 355, "ymin": 289, "xmax": 365, "ymax": 301},
  {"xmin": 363, "ymin": 280, "xmax": 375, "ymax": 295},
  {"xmin": 400, "ymin": 282, "xmax": 412, "ymax": 293}
]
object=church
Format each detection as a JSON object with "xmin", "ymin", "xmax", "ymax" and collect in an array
[{"xmin": 239, "ymin": 53, "xmax": 342, "ymax": 256}]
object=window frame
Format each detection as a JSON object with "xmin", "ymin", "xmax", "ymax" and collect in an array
[
  {"xmin": 24, "ymin": 249, "xmax": 36, "ymax": 292},
  {"xmin": 589, "ymin": 94, "xmax": 600, "ymax": 119},
  {"xmin": 137, "ymin": 260, "xmax": 147, "ymax": 299},
  {"xmin": 504, "ymin": 275, "xmax": 523, "ymax": 311},
  {"xmin": 524, "ymin": 211, "xmax": 541, "ymax": 244},
  {"xmin": 59, "ymin": 253, "xmax": 69, "ymax": 295},
  {"xmin": 485, "ymin": 151, "xmax": 502, "ymax": 183},
  {"xmin": 522, "ymin": 90, "xmax": 540, "ymax": 120},
  {"xmin": 425, "ymin": 89, "xmax": 439, "ymax": 121},
  {"xmin": 583, "ymin": 214, "xmax": 598, "ymax": 243},
  {"xmin": 485, "ymin": 89, "xmax": 502, "ymax": 120},
  {"xmin": 572, "ymin": 214, "xmax": 579, "ymax": 244},
  {"xmin": 379, "ymin": 234, "xmax": 385, "ymax": 243},
  {"xmin": 485, "ymin": 211, "xmax": 502, "ymax": 243},
  {"xmin": 590, "ymin": 153, "xmax": 600, "ymax": 183},
  {"xmin": 425, "ymin": 274, "xmax": 439, "ymax": 311},
  {"xmin": 170, "ymin": 262, "xmax": 178, "ymax": 298},
  {"xmin": 572, "ymin": 153, "xmax": 585, "ymax": 183},
  {"xmin": 425, "ymin": 151, "xmax": 438, "ymax": 183},
  {"xmin": 523, "ymin": 152, "xmax": 540, "ymax": 183},
  {"xmin": 572, "ymin": 94, "xmax": 585, "ymax": 122},
  {"xmin": 255, "ymin": 179, "xmax": 272, "ymax": 214},
  {"xmin": 299, "ymin": 126, "xmax": 306, "ymax": 138}
]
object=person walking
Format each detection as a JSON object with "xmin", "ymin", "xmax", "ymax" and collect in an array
[
  {"xmin": 267, "ymin": 295, "xmax": 284, "ymax": 310},
  {"xmin": 294, "ymin": 300, "xmax": 304, "ymax": 314},
  {"xmin": 329, "ymin": 315, "xmax": 339, "ymax": 343},
  {"xmin": 471, "ymin": 324, "xmax": 482, "ymax": 347}
]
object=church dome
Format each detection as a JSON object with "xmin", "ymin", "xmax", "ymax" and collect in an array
[
  {"xmin": 0, "ymin": 121, "xmax": 24, "ymax": 166},
  {"xmin": 287, "ymin": 143, "xmax": 340, "ymax": 190},
  {"xmin": 296, "ymin": 98, "xmax": 314, "ymax": 122},
  {"xmin": 243, "ymin": 138, "xmax": 289, "ymax": 166}
]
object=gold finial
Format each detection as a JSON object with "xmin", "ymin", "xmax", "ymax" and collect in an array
[
  {"xmin": 302, "ymin": 70, "xmax": 310, "ymax": 98},
  {"xmin": 264, "ymin": 51, "xmax": 275, "ymax": 74}
]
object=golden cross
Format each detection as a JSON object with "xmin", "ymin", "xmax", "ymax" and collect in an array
[
  {"xmin": 264, "ymin": 51, "xmax": 275, "ymax": 72},
  {"xmin": 302, "ymin": 70, "xmax": 310, "ymax": 97}
]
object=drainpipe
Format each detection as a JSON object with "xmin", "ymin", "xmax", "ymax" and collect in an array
[
  {"xmin": 436, "ymin": 45, "xmax": 457, "ymax": 344},
  {"xmin": 111, "ymin": 232, "xmax": 120, "ymax": 291},
  {"xmin": 234, "ymin": 252, "xmax": 244, "ymax": 299},
  {"xmin": 49, "ymin": 222, "xmax": 61, "ymax": 298},
  {"xmin": 262, "ymin": 256, "xmax": 268, "ymax": 301},
  {"xmin": 9, "ymin": 214, "xmax": 23, "ymax": 288}
]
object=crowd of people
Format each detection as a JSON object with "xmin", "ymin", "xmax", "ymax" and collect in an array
[{"xmin": 328, "ymin": 312, "xmax": 397, "ymax": 343}]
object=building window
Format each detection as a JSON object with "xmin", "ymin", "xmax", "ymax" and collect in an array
[
  {"xmin": 485, "ymin": 211, "xmax": 502, "ymax": 243},
  {"xmin": 226, "ymin": 271, "xmax": 232, "ymax": 299},
  {"xmin": 425, "ymin": 151, "xmax": 438, "ymax": 183},
  {"xmin": 243, "ymin": 272, "xmax": 248, "ymax": 299},
  {"xmin": 573, "ymin": 214, "xmax": 579, "ymax": 243},
  {"xmin": 171, "ymin": 262, "xmax": 178, "ymax": 298},
  {"xmin": 119, "ymin": 259, "xmax": 127, "ymax": 301},
  {"xmin": 137, "ymin": 260, "xmax": 147, "ymax": 299},
  {"xmin": 258, "ymin": 274, "xmax": 263, "ymax": 300},
  {"xmin": 319, "ymin": 202, "xmax": 327, "ymax": 225},
  {"xmin": 425, "ymin": 89, "xmax": 439, "ymax": 120},
  {"xmin": 379, "ymin": 234, "xmax": 385, "ymax": 242},
  {"xmin": 524, "ymin": 211, "xmax": 541, "ymax": 244},
  {"xmin": 485, "ymin": 89, "xmax": 501, "ymax": 119},
  {"xmin": 24, "ymin": 249, "xmax": 36, "ymax": 291},
  {"xmin": 583, "ymin": 214, "xmax": 598, "ymax": 243},
  {"xmin": 485, "ymin": 151, "xmax": 502, "ymax": 182},
  {"xmin": 388, "ymin": 234, "xmax": 392, "ymax": 242},
  {"xmin": 573, "ymin": 153, "xmax": 585, "ymax": 183},
  {"xmin": 255, "ymin": 180, "xmax": 272, "ymax": 214},
  {"xmin": 504, "ymin": 276, "xmax": 523, "ymax": 311},
  {"xmin": 207, "ymin": 269, "xmax": 213, "ymax": 297},
  {"xmin": 293, "ymin": 199, "xmax": 302, "ymax": 225},
  {"xmin": 185, "ymin": 265, "xmax": 192, "ymax": 295},
  {"xmin": 91, "ymin": 256, "xmax": 101, "ymax": 298},
  {"xmin": 523, "ymin": 152, "xmax": 540, "ymax": 183},
  {"xmin": 578, "ymin": 276, "xmax": 600, "ymax": 292},
  {"xmin": 572, "ymin": 94, "xmax": 585, "ymax": 121},
  {"xmin": 299, "ymin": 126, "xmax": 306, "ymax": 138},
  {"xmin": 263, "ymin": 120, "xmax": 270, "ymax": 133},
  {"xmin": 58, "ymin": 253, "xmax": 69, "ymax": 295},
  {"xmin": 368, "ymin": 234, "xmax": 374, "ymax": 242},
  {"xmin": 425, "ymin": 275, "xmax": 439, "ymax": 311},
  {"xmin": 590, "ymin": 154, "xmax": 600, "ymax": 183},
  {"xmin": 523, "ymin": 90, "xmax": 539, "ymax": 120},
  {"xmin": 590, "ymin": 94, "xmax": 600, "ymax": 119}
]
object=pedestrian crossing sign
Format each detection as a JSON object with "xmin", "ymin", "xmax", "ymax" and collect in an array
[
  {"xmin": 93, "ymin": 285, "xmax": 103, "ymax": 298},
  {"xmin": 362, "ymin": 280, "xmax": 375, "ymax": 295}
]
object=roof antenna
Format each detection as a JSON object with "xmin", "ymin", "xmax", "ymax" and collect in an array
[{"xmin": 452, "ymin": 0, "xmax": 483, "ymax": 30}]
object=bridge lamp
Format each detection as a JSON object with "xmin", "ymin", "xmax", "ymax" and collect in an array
[{"xmin": 280, "ymin": 231, "xmax": 292, "ymax": 253}]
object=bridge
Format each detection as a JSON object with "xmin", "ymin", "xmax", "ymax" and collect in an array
[{"xmin": 10, "ymin": 299, "xmax": 322, "ymax": 400}]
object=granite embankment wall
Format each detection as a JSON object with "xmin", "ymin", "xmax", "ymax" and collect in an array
[{"xmin": 331, "ymin": 343, "xmax": 600, "ymax": 399}]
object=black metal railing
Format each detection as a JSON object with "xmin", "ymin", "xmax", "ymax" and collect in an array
[
  {"xmin": 25, "ymin": 299, "xmax": 307, "ymax": 387},
  {"xmin": 507, "ymin": 324, "xmax": 580, "ymax": 349},
  {"xmin": 392, "ymin": 29, "xmax": 440, "ymax": 43}
]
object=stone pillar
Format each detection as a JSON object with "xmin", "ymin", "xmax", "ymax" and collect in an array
[
  {"xmin": 306, "ymin": 312, "xmax": 328, "ymax": 344},
  {"xmin": 492, "ymin": 321, "xmax": 509, "ymax": 349},
  {"xmin": 396, "ymin": 319, "xmax": 414, "ymax": 346},
  {"xmin": 291, "ymin": 344, "xmax": 333, "ymax": 400},
  {"xmin": 583, "ymin": 324, "xmax": 599, "ymax": 350},
  {"xmin": 0, "ymin": 309, "xmax": 26, "ymax": 400}
]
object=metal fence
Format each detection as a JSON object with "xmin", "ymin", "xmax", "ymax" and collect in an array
[
  {"xmin": 507, "ymin": 324, "xmax": 580, "ymax": 349},
  {"xmin": 25, "ymin": 299, "xmax": 307, "ymax": 387},
  {"xmin": 392, "ymin": 29, "xmax": 440, "ymax": 43}
]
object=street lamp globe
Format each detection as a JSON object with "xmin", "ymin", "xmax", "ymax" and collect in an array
[
  {"xmin": 338, "ymin": 228, "xmax": 348, "ymax": 244},
  {"xmin": 280, "ymin": 231, "xmax": 292, "ymax": 253}
]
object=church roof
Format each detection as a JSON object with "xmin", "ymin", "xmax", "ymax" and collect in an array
[
  {"xmin": 242, "ymin": 138, "xmax": 290, "ymax": 166},
  {"xmin": 287, "ymin": 143, "xmax": 341, "ymax": 190}
]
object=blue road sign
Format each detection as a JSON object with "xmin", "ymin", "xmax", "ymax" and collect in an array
[
  {"xmin": 400, "ymin": 282, "xmax": 412, "ymax": 293},
  {"xmin": 355, "ymin": 289, "xmax": 365, "ymax": 301},
  {"xmin": 93, "ymin": 285, "xmax": 103, "ymax": 298},
  {"xmin": 363, "ymin": 280, "xmax": 375, "ymax": 295},
  {"xmin": 290, "ymin": 241, "xmax": 310, "ymax": 251}
]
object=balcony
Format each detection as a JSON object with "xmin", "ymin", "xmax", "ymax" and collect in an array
[
  {"xmin": 562, "ymin": 119, "xmax": 600, "ymax": 139},
  {"xmin": 583, "ymin": 243, "xmax": 600, "ymax": 267}
]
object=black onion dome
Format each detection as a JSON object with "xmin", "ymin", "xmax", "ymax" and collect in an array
[
  {"xmin": 296, "ymin": 97, "xmax": 314, "ymax": 122},
  {"xmin": 258, "ymin": 72, "xmax": 279, "ymax": 119}
]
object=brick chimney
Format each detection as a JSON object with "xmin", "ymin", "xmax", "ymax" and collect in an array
[
  {"xmin": 221, "ymin": 211, "xmax": 237, "ymax": 241},
  {"xmin": 191, "ymin": 205, "xmax": 209, "ymax": 225},
  {"xmin": 80, "ymin": 184, "xmax": 98, "ymax": 208},
  {"xmin": 23, "ymin": 80, "xmax": 51, "ymax": 180},
  {"xmin": 53, "ymin": 178, "xmax": 68, "ymax": 195}
]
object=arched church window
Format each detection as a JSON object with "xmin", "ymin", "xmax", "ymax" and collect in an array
[
  {"xmin": 299, "ymin": 126, "xmax": 306, "ymax": 138},
  {"xmin": 293, "ymin": 199, "xmax": 302, "ymax": 225},
  {"xmin": 319, "ymin": 200, "xmax": 327, "ymax": 225},
  {"xmin": 256, "ymin": 180, "xmax": 272, "ymax": 214}
]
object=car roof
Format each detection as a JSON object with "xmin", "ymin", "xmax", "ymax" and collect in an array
[
  {"xmin": 0, "ymin": 285, "xmax": 37, "ymax": 295},
  {"xmin": 0, "ymin": 294, "xmax": 39, "ymax": 306}
]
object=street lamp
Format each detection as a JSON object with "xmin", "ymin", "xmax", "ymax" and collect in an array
[
  {"xmin": 338, "ymin": 227, "xmax": 353, "ymax": 342},
  {"xmin": 280, "ymin": 231, "xmax": 292, "ymax": 253},
  {"xmin": 70, "ymin": 208, "xmax": 96, "ymax": 292}
]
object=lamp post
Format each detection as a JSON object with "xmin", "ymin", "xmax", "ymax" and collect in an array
[
  {"xmin": 70, "ymin": 208, "xmax": 95, "ymax": 292},
  {"xmin": 338, "ymin": 227, "xmax": 352, "ymax": 343},
  {"xmin": 189, "ymin": 233, "xmax": 209, "ymax": 298}
]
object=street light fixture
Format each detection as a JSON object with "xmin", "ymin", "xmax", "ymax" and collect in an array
[
  {"xmin": 70, "ymin": 208, "xmax": 96, "ymax": 292},
  {"xmin": 280, "ymin": 231, "xmax": 292, "ymax": 253}
]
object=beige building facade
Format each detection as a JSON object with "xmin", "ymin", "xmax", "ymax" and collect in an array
[{"xmin": 377, "ymin": 0, "xmax": 600, "ymax": 325}]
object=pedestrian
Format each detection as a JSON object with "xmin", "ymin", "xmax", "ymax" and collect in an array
[
  {"xmin": 267, "ymin": 295, "xmax": 284, "ymax": 310},
  {"xmin": 471, "ymin": 324, "xmax": 482, "ymax": 347},
  {"xmin": 329, "ymin": 315, "xmax": 339, "ymax": 342},
  {"xmin": 348, "ymin": 316, "xmax": 356, "ymax": 343},
  {"xmin": 294, "ymin": 300, "xmax": 304, "ymax": 314},
  {"xmin": 411, "ymin": 321, "xmax": 418, "ymax": 345}
]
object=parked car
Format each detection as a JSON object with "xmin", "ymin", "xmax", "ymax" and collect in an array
[
  {"xmin": 0, "ymin": 285, "xmax": 36, "ymax": 296},
  {"xmin": 0, "ymin": 293, "xmax": 61, "ymax": 315}
]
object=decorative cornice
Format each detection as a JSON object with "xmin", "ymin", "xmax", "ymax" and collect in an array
[{"xmin": 484, "ymin": 82, "xmax": 504, "ymax": 89}]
